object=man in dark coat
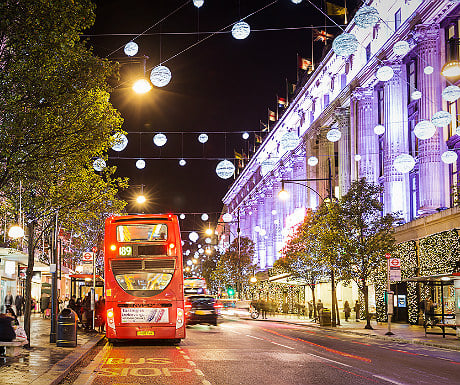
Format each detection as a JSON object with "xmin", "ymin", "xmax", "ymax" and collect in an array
[
  {"xmin": 14, "ymin": 295, "xmax": 24, "ymax": 317},
  {"xmin": 4, "ymin": 292, "xmax": 13, "ymax": 311}
]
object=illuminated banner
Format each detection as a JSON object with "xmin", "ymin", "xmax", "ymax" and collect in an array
[
  {"xmin": 280, "ymin": 207, "xmax": 307, "ymax": 253},
  {"xmin": 121, "ymin": 308, "xmax": 169, "ymax": 323}
]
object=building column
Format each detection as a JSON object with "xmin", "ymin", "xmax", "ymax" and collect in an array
[
  {"xmin": 335, "ymin": 107, "xmax": 351, "ymax": 196},
  {"xmin": 352, "ymin": 87, "xmax": 379, "ymax": 185},
  {"xmin": 383, "ymin": 62, "xmax": 410, "ymax": 221},
  {"xmin": 415, "ymin": 24, "xmax": 446, "ymax": 214}
]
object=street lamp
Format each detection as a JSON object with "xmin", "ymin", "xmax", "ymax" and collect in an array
[{"xmin": 132, "ymin": 78, "xmax": 152, "ymax": 94}]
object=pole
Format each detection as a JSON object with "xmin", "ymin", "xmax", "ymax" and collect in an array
[
  {"xmin": 385, "ymin": 254, "xmax": 394, "ymax": 335},
  {"xmin": 327, "ymin": 158, "xmax": 338, "ymax": 326},
  {"xmin": 237, "ymin": 208, "xmax": 241, "ymax": 299},
  {"xmin": 50, "ymin": 211, "xmax": 59, "ymax": 343},
  {"xmin": 92, "ymin": 250, "xmax": 96, "ymax": 330}
]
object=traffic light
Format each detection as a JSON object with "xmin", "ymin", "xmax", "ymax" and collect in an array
[{"xmin": 227, "ymin": 286, "xmax": 235, "ymax": 297}]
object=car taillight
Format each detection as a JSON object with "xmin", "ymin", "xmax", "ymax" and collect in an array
[
  {"xmin": 185, "ymin": 302, "xmax": 192, "ymax": 311},
  {"xmin": 214, "ymin": 302, "xmax": 223, "ymax": 309},
  {"xmin": 176, "ymin": 308, "xmax": 184, "ymax": 329}
]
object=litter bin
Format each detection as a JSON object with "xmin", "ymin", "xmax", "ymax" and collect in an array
[
  {"xmin": 319, "ymin": 308, "xmax": 331, "ymax": 326},
  {"xmin": 57, "ymin": 308, "xmax": 77, "ymax": 347}
]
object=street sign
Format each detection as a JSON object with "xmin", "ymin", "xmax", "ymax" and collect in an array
[
  {"xmin": 389, "ymin": 257, "xmax": 401, "ymax": 281},
  {"xmin": 385, "ymin": 253, "xmax": 391, "ymax": 259},
  {"xmin": 92, "ymin": 246, "xmax": 98, "ymax": 253},
  {"xmin": 82, "ymin": 252, "xmax": 94, "ymax": 274}
]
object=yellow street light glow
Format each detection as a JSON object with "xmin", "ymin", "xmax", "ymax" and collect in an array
[
  {"xmin": 441, "ymin": 60, "xmax": 460, "ymax": 78},
  {"xmin": 185, "ymin": 266, "xmax": 191, "ymax": 272},
  {"xmin": 8, "ymin": 225, "xmax": 24, "ymax": 239},
  {"xmin": 250, "ymin": 276, "xmax": 257, "ymax": 283},
  {"xmin": 205, "ymin": 228, "xmax": 213, "ymax": 236},
  {"xmin": 136, "ymin": 195, "xmax": 146, "ymax": 204},
  {"xmin": 205, "ymin": 248, "xmax": 211, "ymax": 255},
  {"xmin": 132, "ymin": 78, "xmax": 152, "ymax": 94},
  {"xmin": 192, "ymin": 258, "xmax": 198, "ymax": 264},
  {"xmin": 278, "ymin": 189, "xmax": 289, "ymax": 200}
]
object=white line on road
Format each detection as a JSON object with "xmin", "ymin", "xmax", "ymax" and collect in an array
[
  {"xmin": 229, "ymin": 330, "xmax": 242, "ymax": 334},
  {"xmin": 246, "ymin": 334, "xmax": 263, "ymax": 340},
  {"xmin": 306, "ymin": 353, "xmax": 351, "ymax": 367},
  {"xmin": 188, "ymin": 360, "xmax": 197, "ymax": 366},
  {"xmin": 270, "ymin": 341, "xmax": 295, "ymax": 350},
  {"xmin": 195, "ymin": 369, "xmax": 204, "ymax": 376},
  {"xmin": 183, "ymin": 355, "xmax": 190, "ymax": 360},
  {"xmin": 373, "ymin": 375, "xmax": 407, "ymax": 385},
  {"xmin": 202, "ymin": 380, "xmax": 212, "ymax": 385}
]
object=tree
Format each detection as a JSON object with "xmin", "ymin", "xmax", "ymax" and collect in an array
[
  {"xmin": 339, "ymin": 179, "xmax": 397, "ymax": 329},
  {"xmin": 211, "ymin": 236, "xmax": 256, "ymax": 297},
  {"xmin": 201, "ymin": 250, "xmax": 222, "ymax": 295},
  {"xmin": 278, "ymin": 211, "xmax": 324, "ymax": 319}
]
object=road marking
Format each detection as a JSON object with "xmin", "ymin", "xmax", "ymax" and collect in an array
[
  {"xmin": 202, "ymin": 380, "xmax": 212, "ymax": 385},
  {"xmin": 183, "ymin": 355, "xmax": 190, "ymax": 360},
  {"xmin": 229, "ymin": 330, "xmax": 242, "ymax": 334},
  {"xmin": 179, "ymin": 351, "xmax": 186, "ymax": 354},
  {"xmin": 187, "ymin": 361, "xmax": 196, "ymax": 366},
  {"xmin": 195, "ymin": 369, "xmax": 204, "ymax": 376},
  {"xmin": 373, "ymin": 375, "xmax": 407, "ymax": 385},
  {"xmin": 270, "ymin": 341, "xmax": 295, "ymax": 350},
  {"xmin": 246, "ymin": 334, "xmax": 263, "ymax": 340},
  {"xmin": 351, "ymin": 341, "xmax": 371, "ymax": 346},
  {"xmin": 307, "ymin": 353, "xmax": 351, "ymax": 367}
]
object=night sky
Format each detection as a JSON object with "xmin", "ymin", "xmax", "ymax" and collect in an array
[{"xmin": 87, "ymin": 0, "xmax": 358, "ymax": 232}]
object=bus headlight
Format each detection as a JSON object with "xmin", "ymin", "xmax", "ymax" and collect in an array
[{"xmin": 176, "ymin": 308, "xmax": 184, "ymax": 329}]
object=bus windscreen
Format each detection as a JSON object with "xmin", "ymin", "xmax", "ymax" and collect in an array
[{"xmin": 117, "ymin": 224, "xmax": 168, "ymax": 242}]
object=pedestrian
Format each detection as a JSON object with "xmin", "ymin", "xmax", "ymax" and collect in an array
[
  {"xmin": 316, "ymin": 299, "xmax": 323, "ymax": 314},
  {"xmin": 353, "ymin": 300, "xmax": 360, "ymax": 321},
  {"xmin": 260, "ymin": 299, "xmax": 268, "ymax": 319},
  {"xmin": 95, "ymin": 297, "xmax": 105, "ymax": 333},
  {"xmin": 308, "ymin": 300, "xmax": 313, "ymax": 318},
  {"xmin": 344, "ymin": 301, "xmax": 351, "ymax": 321},
  {"xmin": 82, "ymin": 293, "xmax": 92, "ymax": 330},
  {"xmin": 40, "ymin": 293, "xmax": 50, "ymax": 318},
  {"xmin": 4, "ymin": 292, "xmax": 13, "ymax": 311},
  {"xmin": 14, "ymin": 294, "xmax": 24, "ymax": 317},
  {"xmin": 0, "ymin": 313, "xmax": 16, "ymax": 343},
  {"xmin": 5, "ymin": 307, "xmax": 19, "ymax": 326}
]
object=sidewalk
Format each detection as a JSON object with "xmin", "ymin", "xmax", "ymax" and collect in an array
[
  {"xmin": 267, "ymin": 313, "xmax": 460, "ymax": 351},
  {"xmin": 0, "ymin": 313, "xmax": 104, "ymax": 385}
]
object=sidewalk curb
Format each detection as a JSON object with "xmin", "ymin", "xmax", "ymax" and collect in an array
[
  {"xmin": 30, "ymin": 333, "xmax": 105, "ymax": 385},
  {"xmin": 265, "ymin": 318, "xmax": 460, "ymax": 352}
]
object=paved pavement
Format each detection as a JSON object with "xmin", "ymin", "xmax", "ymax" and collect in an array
[{"xmin": 0, "ymin": 312, "xmax": 458, "ymax": 385}]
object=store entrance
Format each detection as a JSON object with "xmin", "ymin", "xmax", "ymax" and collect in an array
[{"xmin": 390, "ymin": 282, "xmax": 408, "ymax": 322}]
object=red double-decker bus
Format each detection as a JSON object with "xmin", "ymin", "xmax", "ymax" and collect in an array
[{"xmin": 104, "ymin": 214, "xmax": 185, "ymax": 342}]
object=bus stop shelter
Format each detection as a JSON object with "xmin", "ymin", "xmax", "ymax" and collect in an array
[{"xmin": 70, "ymin": 274, "xmax": 104, "ymax": 300}]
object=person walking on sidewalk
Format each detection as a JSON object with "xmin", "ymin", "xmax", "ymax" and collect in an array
[
  {"xmin": 316, "ymin": 299, "xmax": 323, "ymax": 314},
  {"xmin": 344, "ymin": 301, "xmax": 351, "ymax": 321},
  {"xmin": 308, "ymin": 300, "xmax": 313, "ymax": 318},
  {"xmin": 353, "ymin": 300, "xmax": 360, "ymax": 321},
  {"xmin": 14, "ymin": 294, "xmax": 24, "ymax": 317},
  {"xmin": 4, "ymin": 292, "xmax": 13, "ymax": 312}
]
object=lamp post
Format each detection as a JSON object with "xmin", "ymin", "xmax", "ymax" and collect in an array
[{"xmin": 278, "ymin": 158, "xmax": 340, "ymax": 326}]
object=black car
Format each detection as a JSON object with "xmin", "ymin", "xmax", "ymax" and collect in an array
[{"xmin": 185, "ymin": 295, "xmax": 220, "ymax": 326}]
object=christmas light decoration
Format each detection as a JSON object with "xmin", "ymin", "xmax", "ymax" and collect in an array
[
  {"xmin": 280, "ymin": 131, "xmax": 298, "ymax": 152},
  {"xmin": 193, "ymin": 0, "xmax": 204, "ymax": 8},
  {"xmin": 201, "ymin": 213, "xmax": 209, "ymax": 221},
  {"xmin": 411, "ymin": 90, "xmax": 422, "ymax": 100},
  {"xmin": 423, "ymin": 66, "xmax": 434, "ymax": 75},
  {"xmin": 189, "ymin": 231, "xmax": 199, "ymax": 242},
  {"xmin": 150, "ymin": 65, "xmax": 172, "ymax": 87},
  {"xmin": 332, "ymin": 33, "xmax": 358, "ymax": 57},
  {"xmin": 153, "ymin": 133, "xmax": 167, "ymax": 147},
  {"xmin": 414, "ymin": 120, "xmax": 436, "ymax": 140},
  {"xmin": 374, "ymin": 125, "xmax": 385, "ymax": 135},
  {"xmin": 307, "ymin": 156, "xmax": 318, "ymax": 166},
  {"xmin": 376, "ymin": 66, "xmax": 394, "ymax": 81},
  {"xmin": 124, "ymin": 41, "xmax": 138, "ymax": 56},
  {"xmin": 393, "ymin": 154, "xmax": 415, "ymax": 173},
  {"xmin": 8, "ymin": 225, "xmax": 24, "ymax": 239},
  {"xmin": 136, "ymin": 159, "xmax": 146, "ymax": 169},
  {"xmin": 180, "ymin": 214, "xmax": 185, "ymax": 220},
  {"xmin": 326, "ymin": 128, "xmax": 341, "ymax": 142},
  {"xmin": 442, "ymin": 85, "xmax": 460, "ymax": 102},
  {"xmin": 353, "ymin": 6, "xmax": 379, "ymax": 29},
  {"xmin": 354, "ymin": 154, "xmax": 362, "ymax": 161},
  {"xmin": 179, "ymin": 159, "xmax": 186, "ymax": 166},
  {"xmin": 441, "ymin": 150, "xmax": 458, "ymax": 164},
  {"xmin": 242, "ymin": 132, "xmax": 249, "ymax": 140},
  {"xmin": 216, "ymin": 159, "xmax": 235, "ymax": 179},
  {"xmin": 431, "ymin": 111, "xmax": 452, "ymax": 127},
  {"xmin": 232, "ymin": 21, "xmax": 250, "ymax": 40},
  {"xmin": 111, "ymin": 133, "xmax": 128, "ymax": 151},
  {"xmin": 198, "ymin": 134, "xmax": 208, "ymax": 143},
  {"xmin": 271, "ymin": 210, "xmax": 277, "ymax": 215},
  {"xmin": 93, "ymin": 158, "xmax": 106, "ymax": 172},
  {"xmin": 291, "ymin": 0, "xmax": 302, "ymax": 3},
  {"xmin": 222, "ymin": 213, "xmax": 233, "ymax": 222},
  {"xmin": 393, "ymin": 41, "xmax": 410, "ymax": 56},
  {"xmin": 260, "ymin": 157, "xmax": 279, "ymax": 176}
]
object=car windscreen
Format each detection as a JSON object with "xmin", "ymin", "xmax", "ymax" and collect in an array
[{"xmin": 188, "ymin": 296, "xmax": 215, "ymax": 309}]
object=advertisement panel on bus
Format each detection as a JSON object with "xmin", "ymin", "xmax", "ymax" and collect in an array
[{"xmin": 104, "ymin": 214, "xmax": 185, "ymax": 342}]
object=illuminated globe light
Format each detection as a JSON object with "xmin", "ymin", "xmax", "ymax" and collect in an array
[
  {"xmin": 376, "ymin": 66, "xmax": 394, "ymax": 81},
  {"xmin": 124, "ymin": 41, "xmax": 138, "ymax": 56},
  {"xmin": 198, "ymin": 134, "xmax": 208, "ymax": 143},
  {"xmin": 393, "ymin": 154, "xmax": 416, "ymax": 173},
  {"xmin": 254, "ymin": 226, "xmax": 261, "ymax": 232},
  {"xmin": 291, "ymin": 0, "xmax": 302, "ymax": 3},
  {"xmin": 136, "ymin": 159, "xmax": 146, "ymax": 169},
  {"xmin": 280, "ymin": 131, "xmax": 298, "ymax": 152},
  {"xmin": 193, "ymin": 0, "xmax": 204, "ymax": 8},
  {"xmin": 179, "ymin": 159, "xmax": 186, "ymax": 166},
  {"xmin": 222, "ymin": 213, "xmax": 233, "ymax": 222},
  {"xmin": 189, "ymin": 231, "xmax": 199, "ymax": 242},
  {"xmin": 353, "ymin": 5, "xmax": 379, "ymax": 29},
  {"xmin": 374, "ymin": 125, "xmax": 385, "ymax": 135},
  {"xmin": 185, "ymin": 249, "xmax": 190, "ymax": 255},
  {"xmin": 242, "ymin": 132, "xmax": 249, "ymax": 140},
  {"xmin": 271, "ymin": 209, "xmax": 277, "ymax": 215},
  {"xmin": 354, "ymin": 154, "xmax": 362, "ymax": 161},
  {"xmin": 393, "ymin": 41, "xmax": 410, "ymax": 56},
  {"xmin": 93, "ymin": 158, "xmax": 106, "ymax": 172},
  {"xmin": 180, "ymin": 214, "xmax": 185, "ymax": 220},
  {"xmin": 153, "ymin": 133, "xmax": 167, "ymax": 147},
  {"xmin": 424, "ymin": 66, "xmax": 434, "ymax": 75},
  {"xmin": 431, "ymin": 111, "xmax": 452, "ymax": 127},
  {"xmin": 307, "ymin": 156, "xmax": 319, "ymax": 166},
  {"xmin": 326, "ymin": 128, "xmax": 341, "ymax": 142},
  {"xmin": 150, "ymin": 65, "xmax": 171, "ymax": 87},
  {"xmin": 442, "ymin": 85, "xmax": 460, "ymax": 102},
  {"xmin": 332, "ymin": 33, "xmax": 359, "ymax": 57},
  {"xmin": 187, "ymin": 260, "xmax": 193, "ymax": 266},
  {"xmin": 232, "ymin": 21, "xmax": 250, "ymax": 40},
  {"xmin": 259, "ymin": 229, "xmax": 266, "ymax": 236},
  {"xmin": 201, "ymin": 213, "xmax": 209, "ymax": 221},
  {"xmin": 198, "ymin": 248, "xmax": 204, "ymax": 254},
  {"xmin": 414, "ymin": 120, "xmax": 436, "ymax": 140},
  {"xmin": 274, "ymin": 219, "xmax": 279, "ymax": 225},
  {"xmin": 8, "ymin": 225, "xmax": 24, "ymax": 239},
  {"xmin": 111, "ymin": 133, "xmax": 128, "ymax": 151},
  {"xmin": 260, "ymin": 157, "xmax": 279, "ymax": 176},
  {"xmin": 411, "ymin": 90, "xmax": 422, "ymax": 100},
  {"xmin": 216, "ymin": 159, "xmax": 235, "ymax": 179},
  {"xmin": 441, "ymin": 150, "xmax": 458, "ymax": 164},
  {"xmin": 132, "ymin": 79, "xmax": 152, "ymax": 94},
  {"xmin": 205, "ymin": 237, "xmax": 211, "ymax": 244}
]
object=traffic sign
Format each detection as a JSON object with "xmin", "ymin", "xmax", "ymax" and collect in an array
[
  {"xmin": 385, "ymin": 253, "xmax": 391, "ymax": 259},
  {"xmin": 388, "ymin": 257, "xmax": 401, "ymax": 281},
  {"xmin": 82, "ymin": 252, "xmax": 94, "ymax": 263},
  {"xmin": 92, "ymin": 246, "xmax": 98, "ymax": 253}
]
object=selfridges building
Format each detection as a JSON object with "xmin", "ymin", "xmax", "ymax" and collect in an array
[{"xmin": 222, "ymin": 0, "xmax": 460, "ymax": 330}]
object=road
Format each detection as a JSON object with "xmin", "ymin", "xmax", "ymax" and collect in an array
[{"xmin": 64, "ymin": 318, "xmax": 460, "ymax": 385}]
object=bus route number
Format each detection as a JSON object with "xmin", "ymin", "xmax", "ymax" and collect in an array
[{"xmin": 119, "ymin": 246, "xmax": 132, "ymax": 256}]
